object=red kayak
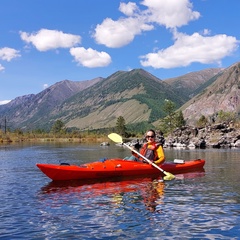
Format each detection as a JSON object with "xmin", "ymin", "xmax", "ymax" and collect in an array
[{"xmin": 36, "ymin": 158, "xmax": 205, "ymax": 181}]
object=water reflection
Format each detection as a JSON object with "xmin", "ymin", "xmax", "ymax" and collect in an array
[
  {"xmin": 39, "ymin": 171, "xmax": 205, "ymax": 213},
  {"xmin": 143, "ymin": 179, "xmax": 165, "ymax": 212}
]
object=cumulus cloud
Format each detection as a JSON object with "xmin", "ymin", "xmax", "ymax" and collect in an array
[
  {"xmin": 0, "ymin": 47, "xmax": 21, "ymax": 61},
  {"xmin": 140, "ymin": 32, "xmax": 239, "ymax": 68},
  {"xmin": 93, "ymin": 17, "xmax": 153, "ymax": 48},
  {"xmin": 20, "ymin": 29, "xmax": 81, "ymax": 51},
  {"xmin": 14, "ymin": 0, "xmax": 239, "ymax": 71},
  {"xmin": 119, "ymin": 2, "xmax": 139, "ymax": 16},
  {"xmin": 141, "ymin": 0, "xmax": 200, "ymax": 28},
  {"xmin": 93, "ymin": 0, "xmax": 199, "ymax": 48},
  {"xmin": 70, "ymin": 47, "xmax": 112, "ymax": 68}
]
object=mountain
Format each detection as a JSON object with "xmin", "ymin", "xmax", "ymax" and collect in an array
[
  {"xmin": 182, "ymin": 62, "xmax": 240, "ymax": 124},
  {"xmin": 164, "ymin": 68, "xmax": 223, "ymax": 98},
  {"xmin": 0, "ymin": 78, "xmax": 102, "ymax": 130},
  {"xmin": 0, "ymin": 69, "xmax": 187, "ymax": 131},
  {"xmin": 1, "ymin": 62, "xmax": 240, "ymax": 132},
  {"xmin": 45, "ymin": 69, "xmax": 188, "ymax": 130}
]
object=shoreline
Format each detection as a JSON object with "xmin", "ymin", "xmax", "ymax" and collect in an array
[{"xmin": 0, "ymin": 135, "xmax": 109, "ymax": 144}]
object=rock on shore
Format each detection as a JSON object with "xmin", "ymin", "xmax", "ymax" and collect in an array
[{"xmin": 163, "ymin": 123, "xmax": 240, "ymax": 148}]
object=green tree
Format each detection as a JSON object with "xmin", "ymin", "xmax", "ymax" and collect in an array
[
  {"xmin": 116, "ymin": 116, "xmax": 126, "ymax": 137},
  {"xmin": 163, "ymin": 99, "xmax": 175, "ymax": 116},
  {"xmin": 196, "ymin": 115, "xmax": 208, "ymax": 127},
  {"xmin": 159, "ymin": 100, "xmax": 176, "ymax": 133},
  {"xmin": 217, "ymin": 110, "xmax": 236, "ymax": 123},
  {"xmin": 159, "ymin": 100, "xmax": 186, "ymax": 134},
  {"xmin": 163, "ymin": 100, "xmax": 176, "ymax": 128},
  {"xmin": 174, "ymin": 110, "xmax": 186, "ymax": 127},
  {"xmin": 51, "ymin": 120, "xmax": 66, "ymax": 134}
]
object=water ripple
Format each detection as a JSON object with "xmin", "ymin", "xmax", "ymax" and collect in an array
[{"xmin": 0, "ymin": 144, "xmax": 240, "ymax": 239}]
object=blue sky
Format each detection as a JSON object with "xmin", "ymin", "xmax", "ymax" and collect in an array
[{"xmin": 0, "ymin": 0, "xmax": 239, "ymax": 104}]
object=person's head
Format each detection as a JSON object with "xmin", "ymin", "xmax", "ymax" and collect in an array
[{"xmin": 145, "ymin": 129, "xmax": 156, "ymax": 142}]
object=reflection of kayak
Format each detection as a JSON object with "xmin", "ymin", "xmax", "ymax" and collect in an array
[
  {"xmin": 40, "ymin": 177, "xmax": 167, "ymax": 212},
  {"xmin": 40, "ymin": 171, "xmax": 205, "ymax": 196},
  {"xmin": 36, "ymin": 158, "xmax": 205, "ymax": 181},
  {"xmin": 40, "ymin": 176, "xmax": 163, "ymax": 195}
]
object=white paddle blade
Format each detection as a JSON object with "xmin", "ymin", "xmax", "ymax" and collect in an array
[{"xmin": 108, "ymin": 133, "xmax": 123, "ymax": 143}]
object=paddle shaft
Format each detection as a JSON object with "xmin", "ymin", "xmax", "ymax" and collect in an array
[{"xmin": 123, "ymin": 142, "xmax": 167, "ymax": 175}]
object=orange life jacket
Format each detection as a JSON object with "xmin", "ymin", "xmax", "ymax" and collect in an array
[{"xmin": 140, "ymin": 143, "xmax": 160, "ymax": 162}]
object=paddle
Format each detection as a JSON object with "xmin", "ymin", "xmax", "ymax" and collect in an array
[{"xmin": 108, "ymin": 133, "xmax": 175, "ymax": 181}]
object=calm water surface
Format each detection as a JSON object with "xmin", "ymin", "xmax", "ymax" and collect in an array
[{"xmin": 0, "ymin": 143, "xmax": 239, "ymax": 239}]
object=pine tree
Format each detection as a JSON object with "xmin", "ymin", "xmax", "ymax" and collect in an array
[{"xmin": 116, "ymin": 116, "xmax": 126, "ymax": 137}]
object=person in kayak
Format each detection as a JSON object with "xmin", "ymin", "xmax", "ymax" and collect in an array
[{"xmin": 132, "ymin": 129, "xmax": 165, "ymax": 165}]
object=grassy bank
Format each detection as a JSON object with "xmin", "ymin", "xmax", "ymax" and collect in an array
[{"xmin": 0, "ymin": 131, "xmax": 110, "ymax": 144}]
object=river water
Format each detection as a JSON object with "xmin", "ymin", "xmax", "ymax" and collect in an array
[{"xmin": 0, "ymin": 143, "xmax": 239, "ymax": 239}]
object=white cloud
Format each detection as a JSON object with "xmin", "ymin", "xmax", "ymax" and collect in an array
[
  {"xmin": 93, "ymin": 17, "xmax": 153, "ymax": 48},
  {"xmin": 140, "ymin": 32, "xmax": 239, "ymax": 68},
  {"xmin": 119, "ymin": 2, "xmax": 139, "ymax": 16},
  {"xmin": 0, "ymin": 100, "xmax": 11, "ymax": 105},
  {"xmin": 11, "ymin": 0, "xmax": 239, "ymax": 71},
  {"xmin": 93, "ymin": 0, "xmax": 199, "ymax": 48},
  {"xmin": 0, "ymin": 64, "xmax": 5, "ymax": 72},
  {"xmin": 20, "ymin": 29, "xmax": 81, "ymax": 51},
  {"xmin": 0, "ymin": 47, "xmax": 21, "ymax": 61},
  {"xmin": 70, "ymin": 47, "xmax": 112, "ymax": 68},
  {"xmin": 141, "ymin": 0, "xmax": 200, "ymax": 28}
]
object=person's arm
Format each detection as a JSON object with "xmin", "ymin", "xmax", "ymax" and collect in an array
[
  {"xmin": 154, "ymin": 145, "xmax": 165, "ymax": 164},
  {"xmin": 132, "ymin": 150, "xmax": 139, "ymax": 158},
  {"xmin": 131, "ymin": 144, "xmax": 145, "ymax": 161}
]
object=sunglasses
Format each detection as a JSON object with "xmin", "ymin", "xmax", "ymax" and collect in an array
[{"xmin": 146, "ymin": 135, "xmax": 154, "ymax": 138}]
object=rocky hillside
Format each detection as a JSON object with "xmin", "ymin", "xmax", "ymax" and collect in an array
[
  {"xmin": 164, "ymin": 68, "xmax": 223, "ymax": 98},
  {"xmin": 182, "ymin": 62, "xmax": 240, "ymax": 124}
]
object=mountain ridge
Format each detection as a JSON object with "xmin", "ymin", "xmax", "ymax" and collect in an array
[
  {"xmin": 164, "ymin": 68, "xmax": 223, "ymax": 98},
  {"xmin": 181, "ymin": 62, "xmax": 240, "ymax": 123},
  {"xmin": 49, "ymin": 69, "xmax": 187, "ymax": 130},
  {"xmin": 1, "ymin": 63, "xmax": 239, "ymax": 132}
]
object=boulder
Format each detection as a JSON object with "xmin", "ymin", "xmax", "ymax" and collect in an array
[{"xmin": 164, "ymin": 123, "xmax": 240, "ymax": 148}]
